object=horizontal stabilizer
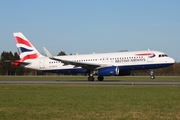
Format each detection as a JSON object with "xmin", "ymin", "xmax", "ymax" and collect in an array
[{"xmin": 11, "ymin": 60, "xmax": 30, "ymax": 67}]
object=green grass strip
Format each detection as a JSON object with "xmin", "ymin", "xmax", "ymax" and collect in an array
[{"xmin": 0, "ymin": 85, "xmax": 180, "ymax": 120}]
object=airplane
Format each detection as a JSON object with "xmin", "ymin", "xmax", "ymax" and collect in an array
[{"xmin": 11, "ymin": 32, "xmax": 175, "ymax": 81}]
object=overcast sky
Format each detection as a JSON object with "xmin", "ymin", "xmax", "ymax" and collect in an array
[{"xmin": 0, "ymin": 0, "xmax": 180, "ymax": 61}]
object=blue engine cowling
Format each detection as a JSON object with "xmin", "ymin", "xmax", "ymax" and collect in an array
[{"xmin": 97, "ymin": 66, "xmax": 119, "ymax": 76}]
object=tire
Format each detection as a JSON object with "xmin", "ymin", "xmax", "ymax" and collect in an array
[
  {"xmin": 150, "ymin": 75, "xmax": 155, "ymax": 79},
  {"xmin": 98, "ymin": 76, "xmax": 104, "ymax": 81},
  {"xmin": 88, "ymin": 76, "xmax": 94, "ymax": 81}
]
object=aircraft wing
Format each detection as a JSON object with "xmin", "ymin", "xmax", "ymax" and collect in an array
[
  {"xmin": 43, "ymin": 47, "xmax": 109, "ymax": 70},
  {"xmin": 50, "ymin": 57, "xmax": 101, "ymax": 69}
]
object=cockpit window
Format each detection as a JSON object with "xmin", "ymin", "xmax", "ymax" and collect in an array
[{"xmin": 159, "ymin": 54, "xmax": 168, "ymax": 57}]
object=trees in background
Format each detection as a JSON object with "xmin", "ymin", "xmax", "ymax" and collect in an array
[
  {"xmin": 0, "ymin": 51, "xmax": 180, "ymax": 76},
  {"xmin": 0, "ymin": 51, "xmax": 25, "ymax": 75},
  {"xmin": 57, "ymin": 51, "xmax": 66, "ymax": 56}
]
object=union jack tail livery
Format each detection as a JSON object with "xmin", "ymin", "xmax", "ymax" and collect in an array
[
  {"xmin": 12, "ymin": 32, "xmax": 43, "ymax": 66},
  {"xmin": 13, "ymin": 32, "xmax": 43, "ymax": 61}
]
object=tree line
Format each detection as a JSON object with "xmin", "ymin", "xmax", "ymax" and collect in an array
[{"xmin": 0, "ymin": 51, "xmax": 180, "ymax": 76}]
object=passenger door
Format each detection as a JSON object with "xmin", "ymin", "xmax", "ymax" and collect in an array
[{"xmin": 39, "ymin": 58, "xmax": 45, "ymax": 69}]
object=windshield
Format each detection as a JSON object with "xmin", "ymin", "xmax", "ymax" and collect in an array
[{"xmin": 159, "ymin": 54, "xmax": 168, "ymax": 57}]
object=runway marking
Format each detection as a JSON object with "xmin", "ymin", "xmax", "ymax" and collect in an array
[{"xmin": 0, "ymin": 81, "xmax": 180, "ymax": 85}]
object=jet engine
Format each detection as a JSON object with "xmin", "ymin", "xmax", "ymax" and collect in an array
[{"xmin": 97, "ymin": 66, "xmax": 119, "ymax": 76}]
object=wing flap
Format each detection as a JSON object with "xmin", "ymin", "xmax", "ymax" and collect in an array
[{"xmin": 50, "ymin": 57, "xmax": 101, "ymax": 69}]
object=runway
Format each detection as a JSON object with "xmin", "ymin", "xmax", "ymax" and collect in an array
[{"xmin": 0, "ymin": 80, "xmax": 180, "ymax": 85}]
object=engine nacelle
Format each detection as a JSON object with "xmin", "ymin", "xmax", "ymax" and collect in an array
[{"xmin": 97, "ymin": 66, "xmax": 119, "ymax": 76}]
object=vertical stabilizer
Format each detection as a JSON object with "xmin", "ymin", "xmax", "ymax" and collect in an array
[{"xmin": 13, "ymin": 32, "xmax": 43, "ymax": 62}]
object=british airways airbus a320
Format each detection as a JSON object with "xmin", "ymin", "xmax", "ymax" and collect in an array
[{"xmin": 12, "ymin": 32, "xmax": 175, "ymax": 81}]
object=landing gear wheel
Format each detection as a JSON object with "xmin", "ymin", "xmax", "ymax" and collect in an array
[
  {"xmin": 150, "ymin": 69, "xmax": 155, "ymax": 79},
  {"xmin": 98, "ymin": 76, "xmax": 104, "ymax": 81},
  {"xmin": 150, "ymin": 75, "xmax": 155, "ymax": 79},
  {"xmin": 88, "ymin": 76, "xmax": 94, "ymax": 81}
]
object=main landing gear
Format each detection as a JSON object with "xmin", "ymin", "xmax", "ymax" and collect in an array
[
  {"xmin": 150, "ymin": 69, "xmax": 155, "ymax": 79},
  {"xmin": 88, "ymin": 76, "xmax": 104, "ymax": 81},
  {"xmin": 88, "ymin": 76, "xmax": 94, "ymax": 81},
  {"xmin": 97, "ymin": 76, "xmax": 104, "ymax": 81},
  {"xmin": 88, "ymin": 71, "xmax": 94, "ymax": 81},
  {"xmin": 87, "ymin": 71, "xmax": 104, "ymax": 81}
]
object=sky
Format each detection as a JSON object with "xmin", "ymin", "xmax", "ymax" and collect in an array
[{"xmin": 0, "ymin": 0, "xmax": 180, "ymax": 61}]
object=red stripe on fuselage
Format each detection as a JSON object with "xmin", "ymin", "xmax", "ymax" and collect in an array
[
  {"xmin": 15, "ymin": 36, "xmax": 32, "ymax": 47},
  {"xmin": 135, "ymin": 53, "xmax": 154, "ymax": 56}
]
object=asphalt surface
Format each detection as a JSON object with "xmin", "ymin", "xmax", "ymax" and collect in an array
[{"xmin": 0, "ymin": 80, "xmax": 180, "ymax": 85}]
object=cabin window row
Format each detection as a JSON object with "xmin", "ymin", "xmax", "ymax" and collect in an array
[
  {"xmin": 110, "ymin": 56, "xmax": 143, "ymax": 60},
  {"xmin": 49, "ymin": 56, "xmax": 144, "ymax": 63},
  {"xmin": 49, "ymin": 61, "xmax": 61, "ymax": 64}
]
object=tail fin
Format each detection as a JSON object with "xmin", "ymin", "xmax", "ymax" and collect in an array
[{"xmin": 13, "ymin": 32, "xmax": 43, "ymax": 62}]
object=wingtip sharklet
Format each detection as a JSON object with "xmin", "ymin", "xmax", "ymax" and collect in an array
[{"xmin": 43, "ymin": 47, "xmax": 53, "ymax": 58}]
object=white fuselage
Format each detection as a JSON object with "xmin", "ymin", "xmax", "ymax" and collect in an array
[{"xmin": 23, "ymin": 50, "xmax": 175, "ymax": 73}]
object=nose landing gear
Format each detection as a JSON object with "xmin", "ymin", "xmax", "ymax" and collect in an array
[{"xmin": 150, "ymin": 69, "xmax": 155, "ymax": 79}]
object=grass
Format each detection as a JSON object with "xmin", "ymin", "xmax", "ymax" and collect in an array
[
  {"xmin": 0, "ymin": 85, "xmax": 180, "ymax": 120},
  {"xmin": 0, "ymin": 75, "xmax": 180, "ymax": 81}
]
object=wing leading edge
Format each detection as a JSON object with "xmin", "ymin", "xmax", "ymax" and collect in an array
[{"xmin": 43, "ymin": 47, "xmax": 108, "ymax": 70}]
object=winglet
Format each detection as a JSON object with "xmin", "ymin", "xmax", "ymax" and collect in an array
[{"xmin": 43, "ymin": 47, "xmax": 53, "ymax": 58}]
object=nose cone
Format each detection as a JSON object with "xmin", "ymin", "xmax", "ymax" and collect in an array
[{"xmin": 168, "ymin": 57, "xmax": 175, "ymax": 64}]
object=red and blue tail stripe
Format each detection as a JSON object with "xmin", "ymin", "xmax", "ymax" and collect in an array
[
  {"xmin": 21, "ymin": 53, "xmax": 38, "ymax": 62},
  {"xmin": 15, "ymin": 36, "xmax": 32, "ymax": 47}
]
